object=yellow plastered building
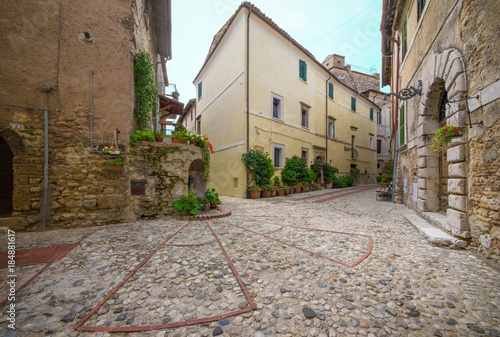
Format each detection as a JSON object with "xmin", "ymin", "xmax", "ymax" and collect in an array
[{"xmin": 193, "ymin": 2, "xmax": 379, "ymax": 197}]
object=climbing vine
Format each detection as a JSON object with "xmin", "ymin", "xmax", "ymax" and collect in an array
[{"xmin": 134, "ymin": 52, "xmax": 157, "ymax": 130}]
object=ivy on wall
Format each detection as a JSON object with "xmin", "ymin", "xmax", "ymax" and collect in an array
[{"xmin": 134, "ymin": 52, "xmax": 157, "ymax": 130}]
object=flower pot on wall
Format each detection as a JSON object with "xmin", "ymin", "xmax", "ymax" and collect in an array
[
  {"xmin": 172, "ymin": 137, "xmax": 188, "ymax": 144},
  {"xmin": 111, "ymin": 165, "xmax": 122, "ymax": 172},
  {"xmin": 155, "ymin": 135, "xmax": 164, "ymax": 142}
]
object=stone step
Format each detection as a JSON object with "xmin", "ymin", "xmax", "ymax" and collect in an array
[{"xmin": 403, "ymin": 211, "xmax": 467, "ymax": 249}]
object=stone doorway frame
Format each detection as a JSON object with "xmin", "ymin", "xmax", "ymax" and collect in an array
[{"xmin": 417, "ymin": 48, "xmax": 470, "ymax": 238}]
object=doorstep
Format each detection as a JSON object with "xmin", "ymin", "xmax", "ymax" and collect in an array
[{"xmin": 403, "ymin": 210, "xmax": 467, "ymax": 249}]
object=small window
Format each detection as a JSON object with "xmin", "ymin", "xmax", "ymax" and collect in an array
[
  {"xmin": 301, "ymin": 105, "xmax": 309, "ymax": 128},
  {"xmin": 198, "ymin": 82, "xmax": 202, "ymax": 99},
  {"xmin": 328, "ymin": 117, "xmax": 335, "ymax": 138},
  {"xmin": 301, "ymin": 148, "xmax": 309, "ymax": 162},
  {"xmin": 299, "ymin": 59, "xmax": 307, "ymax": 81},
  {"xmin": 351, "ymin": 97, "xmax": 356, "ymax": 111},
  {"xmin": 377, "ymin": 110, "xmax": 381, "ymax": 124},
  {"xmin": 273, "ymin": 144, "xmax": 285, "ymax": 168},
  {"xmin": 369, "ymin": 136, "xmax": 374, "ymax": 149},
  {"xmin": 271, "ymin": 93, "xmax": 284, "ymax": 120},
  {"xmin": 190, "ymin": 110, "xmax": 193, "ymax": 121},
  {"xmin": 370, "ymin": 108, "xmax": 374, "ymax": 120},
  {"xmin": 401, "ymin": 18, "xmax": 408, "ymax": 58},
  {"xmin": 377, "ymin": 139, "xmax": 382, "ymax": 154},
  {"xmin": 196, "ymin": 118, "xmax": 201, "ymax": 135},
  {"xmin": 417, "ymin": 0, "xmax": 426, "ymax": 21},
  {"xmin": 328, "ymin": 83, "xmax": 334, "ymax": 99},
  {"xmin": 351, "ymin": 135, "xmax": 355, "ymax": 159}
]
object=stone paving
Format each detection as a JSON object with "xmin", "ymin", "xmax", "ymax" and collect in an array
[{"xmin": 1, "ymin": 185, "xmax": 500, "ymax": 337}]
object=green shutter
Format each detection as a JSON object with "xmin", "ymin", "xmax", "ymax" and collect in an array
[
  {"xmin": 400, "ymin": 105, "xmax": 405, "ymax": 146},
  {"xmin": 370, "ymin": 108, "xmax": 373, "ymax": 120},
  {"xmin": 351, "ymin": 97, "xmax": 356, "ymax": 111},
  {"xmin": 328, "ymin": 83, "xmax": 334, "ymax": 99},
  {"xmin": 299, "ymin": 60, "xmax": 307, "ymax": 81},
  {"xmin": 198, "ymin": 82, "xmax": 202, "ymax": 99},
  {"xmin": 402, "ymin": 19, "xmax": 407, "ymax": 58}
]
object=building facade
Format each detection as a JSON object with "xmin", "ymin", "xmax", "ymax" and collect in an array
[
  {"xmin": 0, "ymin": 0, "xmax": 198, "ymax": 231},
  {"xmin": 194, "ymin": 2, "xmax": 379, "ymax": 198},
  {"xmin": 382, "ymin": 0, "xmax": 500, "ymax": 262}
]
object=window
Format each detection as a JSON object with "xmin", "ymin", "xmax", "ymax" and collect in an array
[
  {"xmin": 377, "ymin": 110, "xmax": 381, "ymax": 124},
  {"xmin": 196, "ymin": 118, "xmax": 201, "ymax": 135},
  {"xmin": 198, "ymin": 82, "xmax": 202, "ymax": 99},
  {"xmin": 301, "ymin": 105, "xmax": 309, "ymax": 128},
  {"xmin": 328, "ymin": 117, "xmax": 335, "ymax": 138},
  {"xmin": 301, "ymin": 148, "xmax": 309, "ymax": 162},
  {"xmin": 377, "ymin": 139, "xmax": 382, "ymax": 154},
  {"xmin": 351, "ymin": 97, "xmax": 356, "ymax": 111},
  {"xmin": 328, "ymin": 83, "xmax": 334, "ymax": 99},
  {"xmin": 401, "ymin": 18, "xmax": 407, "ymax": 58},
  {"xmin": 370, "ymin": 108, "xmax": 374, "ymax": 120},
  {"xmin": 351, "ymin": 136, "xmax": 355, "ymax": 159},
  {"xmin": 272, "ymin": 144, "xmax": 285, "ymax": 168},
  {"xmin": 369, "ymin": 136, "xmax": 374, "ymax": 149},
  {"xmin": 439, "ymin": 90, "xmax": 448, "ymax": 122},
  {"xmin": 399, "ymin": 104, "xmax": 405, "ymax": 146},
  {"xmin": 299, "ymin": 59, "xmax": 307, "ymax": 81},
  {"xmin": 417, "ymin": 0, "xmax": 426, "ymax": 21},
  {"xmin": 190, "ymin": 110, "xmax": 193, "ymax": 121},
  {"xmin": 271, "ymin": 93, "xmax": 283, "ymax": 120}
]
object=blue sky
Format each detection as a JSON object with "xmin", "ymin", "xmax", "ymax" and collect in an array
[{"xmin": 167, "ymin": 0, "xmax": 383, "ymax": 102}]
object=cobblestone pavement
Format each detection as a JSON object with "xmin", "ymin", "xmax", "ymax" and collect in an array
[{"xmin": 1, "ymin": 185, "xmax": 500, "ymax": 337}]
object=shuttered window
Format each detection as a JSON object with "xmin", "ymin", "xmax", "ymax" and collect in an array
[
  {"xmin": 351, "ymin": 97, "xmax": 356, "ymax": 111},
  {"xmin": 370, "ymin": 108, "xmax": 374, "ymax": 120},
  {"xmin": 299, "ymin": 60, "xmax": 307, "ymax": 81},
  {"xmin": 328, "ymin": 83, "xmax": 334, "ymax": 99},
  {"xmin": 198, "ymin": 82, "xmax": 202, "ymax": 99},
  {"xmin": 401, "ymin": 19, "xmax": 408, "ymax": 58}
]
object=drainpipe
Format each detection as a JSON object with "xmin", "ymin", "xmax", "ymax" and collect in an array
[
  {"xmin": 393, "ymin": 33, "xmax": 400, "ymax": 161},
  {"xmin": 90, "ymin": 72, "xmax": 94, "ymax": 150},
  {"xmin": 325, "ymin": 75, "xmax": 331, "ymax": 163},
  {"xmin": 246, "ymin": 7, "xmax": 251, "ymax": 190},
  {"xmin": 40, "ymin": 83, "xmax": 52, "ymax": 231}
]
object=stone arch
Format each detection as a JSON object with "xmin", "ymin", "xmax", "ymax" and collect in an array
[
  {"xmin": 187, "ymin": 159, "xmax": 206, "ymax": 201},
  {"xmin": 0, "ymin": 128, "xmax": 26, "ymax": 155},
  {"xmin": 417, "ymin": 48, "xmax": 470, "ymax": 237},
  {"xmin": 0, "ymin": 135, "xmax": 14, "ymax": 216}
]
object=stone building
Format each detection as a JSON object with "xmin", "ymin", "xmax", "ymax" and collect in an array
[
  {"xmin": 0, "ymin": 0, "xmax": 198, "ymax": 231},
  {"xmin": 381, "ymin": 0, "xmax": 500, "ymax": 263}
]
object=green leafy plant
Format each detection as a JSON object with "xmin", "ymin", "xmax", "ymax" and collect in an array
[
  {"xmin": 134, "ymin": 52, "xmax": 157, "ymax": 130},
  {"xmin": 130, "ymin": 130, "xmax": 155, "ymax": 147},
  {"xmin": 273, "ymin": 176, "xmax": 281, "ymax": 187},
  {"xmin": 322, "ymin": 163, "xmax": 339, "ymax": 183},
  {"xmin": 377, "ymin": 173, "xmax": 390, "ymax": 184},
  {"xmin": 203, "ymin": 188, "xmax": 221, "ymax": 205},
  {"xmin": 247, "ymin": 184, "xmax": 261, "ymax": 192},
  {"xmin": 107, "ymin": 157, "xmax": 125, "ymax": 166},
  {"xmin": 333, "ymin": 176, "xmax": 354, "ymax": 188},
  {"xmin": 260, "ymin": 184, "xmax": 273, "ymax": 192},
  {"xmin": 311, "ymin": 160, "xmax": 322, "ymax": 182},
  {"xmin": 308, "ymin": 168, "xmax": 317, "ymax": 183},
  {"xmin": 241, "ymin": 150, "xmax": 275, "ymax": 187},
  {"xmin": 281, "ymin": 156, "xmax": 308, "ymax": 186},
  {"xmin": 350, "ymin": 168, "xmax": 360, "ymax": 176},
  {"xmin": 173, "ymin": 191, "xmax": 201, "ymax": 215},
  {"xmin": 430, "ymin": 126, "xmax": 462, "ymax": 155}
]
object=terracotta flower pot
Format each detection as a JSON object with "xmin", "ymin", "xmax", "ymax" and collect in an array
[
  {"xmin": 155, "ymin": 135, "xmax": 164, "ymax": 142},
  {"xmin": 271, "ymin": 189, "xmax": 277, "ymax": 197},
  {"xmin": 249, "ymin": 190, "xmax": 261, "ymax": 199},
  {"xmin": 278, "ymin": 188, "xmax": 285, "ymax": 196},
  {"xmin": 210, "ymin": 203, "xmax": 217, "ymax": 209},
  {"xmin": 380, "ymin": 183, "xmax": 389, "ymax": 188},
  {"xmin": 141, "ymin": 136, "xmax": 149, "ymax": 141},
  {"xmin": 111, "ymin": 165, "xmax": 122, "ymax": 172},
  {"xmin": 172, "ymin": 137, "xmax": 188, "ymax": 144},
  {"xmin": 189, "ymin": 140, "xmax": 198, "ymax": 146},
  {"xmin": 261, "ymin": 190, "xmax": 272, "ymax": 198},
  {"xmin": 295, "ymin": 187, "xmax": 301, "ymax": 194}
]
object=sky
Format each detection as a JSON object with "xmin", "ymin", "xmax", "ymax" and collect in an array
[{"xmin": 167, "ymin": 0, "xmax": 384, "ymax": 104}]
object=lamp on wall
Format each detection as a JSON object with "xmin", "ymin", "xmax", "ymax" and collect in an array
[{"xmin": 384, "ymin": 80, "xmax": 422, "ymax": 100}]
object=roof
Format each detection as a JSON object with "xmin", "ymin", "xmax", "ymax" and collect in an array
[
  {"xmin": 381, "ymin": 0, "xmax": 397, "ymax": 86},
  {"xmin": 158, "ymin": 94, "xmax": 184, "ymax": 120},
  {"xmin": 194, "ymin": 2, "xmax": 375, "ymax": 102},
  {"xmin": 177, "ymin": 98, "xmax": 196, "ymax": 124},
  {"xmin": 151, "ymin": 0, "xmax": 172, "ymax": 60}
]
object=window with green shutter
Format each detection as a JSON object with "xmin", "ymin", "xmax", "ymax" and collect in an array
[
  {"xmin": 399, "ymin": 104, "xmax": 405, "ymax": 146},
  {"xmin": 299, "ymin": 60, "xmax": 307, "ymax": 81},
  {"xmin": 328, "ymin": 83, "xmax": 334, "ymax": 99},
  {"xmin": 417, "ymin": 0, "xmax": 426, "ymax": 21},
  {"xmin": 401, "ymin": 18, "xmax": 407, "ymax": 58},
  {"xmin": 370, "ymin": 108, "xmax": 373, "ymax": 120},
  {"xmin": 351, "ymin": 97, "xmax": 356, "ymax": 111},
  {"xmin": 198, "ymin": 82, "xmax": 202, "ymax": 99}
]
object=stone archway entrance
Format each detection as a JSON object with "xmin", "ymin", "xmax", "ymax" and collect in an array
[
  {"xmin": 417, "ymin": 48, "xmax": 470, "ymax": 237},
  {"xmin": 0, "ymin": 136, "xmax": 13, "ymax": 217}
]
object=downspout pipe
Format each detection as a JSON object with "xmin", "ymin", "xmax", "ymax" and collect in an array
[
  {"xmin": 39, "ymin": 83, "xmax": 52, "ymax": 231},
  {"xmin": 325, "ymin": 75, "xmax": 331, "ymax": 164},
  {"xmin": 246, "ymin": 8, "xmax": 251, "ymax": 192}
]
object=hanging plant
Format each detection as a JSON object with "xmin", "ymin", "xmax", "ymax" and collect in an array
[
  {"xmin": 430, "ymin": 126, "xmax": 463, "ymax": 155},
  {"xmin": 134, "ymin": 52, "xmax": 157, "ymax": 130}
]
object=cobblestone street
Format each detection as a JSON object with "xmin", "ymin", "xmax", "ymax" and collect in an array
[{"xmin": 1, "ymin": 185, "xmax": 499, "ymax": 337}]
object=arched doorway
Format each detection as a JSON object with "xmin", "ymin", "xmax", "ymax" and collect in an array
[
  {"xmin": 0, "ymin": 136, "xmax": 14, "ymax": 217},
  {"xmin": 437, "ymin": 88, "xmax": 449, "ymax": 213},
  {"xmin": 188, "ymin": 159, "xmax": 206, "ymax": 201}
]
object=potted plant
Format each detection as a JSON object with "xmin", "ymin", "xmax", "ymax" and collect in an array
[
  {"xmin": 103, "ymin": 144, "xmax": 121, "ymax": 155},
  {"xmin": 430, "ymin": 125, "xmax": 463, "ymax": 155},
  {"xmin": 247, "ymin": 184, "xmax": 261, "ymax": 199},
  {"xmin": 172, "ymin": 124, "xmax": 190, "ymax": 144},
  {"xmin": 171, "ymin": 91, "xmax": 180, "ymax": 100},
  {"xmin": 107, "ymin": 157, "xmax": 125, "ymax": 171},
  {"xmin": 203, "ymin": 188, "xmax": 221, "ymax": 208},
  {"xmin": 130, "ymin": 130, "xmax": 154, "ymax": 147},
  {"xmin": 173, "ymin": 191, "xmax": 201, "ymax": 215},
  {"xmin": 260, "ymin": 184, "xmax": 273, "ymax": 198},
  {"xmin": 377, "ymin": 173, "xmax": 391, "ymax": 188},
  {"xmin": 325, "ymin": 180, "xmax": 332, "ymax": 189},
  {"xmin": 282, "ymin": 186, "xmax": 289, "ymax": 196},
  {"xmin": 153, "ymin": 130, "xmax": 164, "ymax": 142}
]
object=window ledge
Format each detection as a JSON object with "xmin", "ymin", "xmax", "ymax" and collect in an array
[
  {"xmin": 272, "ymin": 117, "xmax": 285, "ymax": 123},
  {"xmin": 298, "ymin": 78, "xmax": 308, "ymax": 85}
]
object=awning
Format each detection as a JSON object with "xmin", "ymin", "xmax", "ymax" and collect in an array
[{"xmin": 159, "ymin": 94, "xmax": 184, "ymax": 120}]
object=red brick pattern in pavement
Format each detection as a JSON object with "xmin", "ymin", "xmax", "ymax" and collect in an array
[{"xmin": 0, "ymin": 243, "xmax": 78, "ymax": 269}]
